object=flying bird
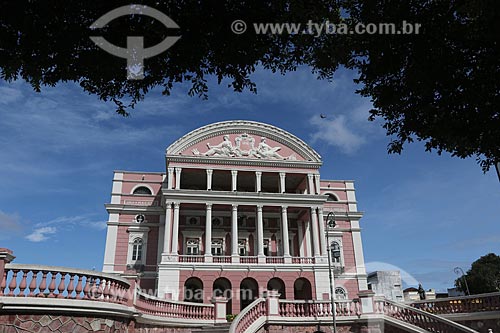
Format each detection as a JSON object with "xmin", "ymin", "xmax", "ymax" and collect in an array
[{"xmin": 320, "ymin": 114, "xmax": 327, "ymax": 119}]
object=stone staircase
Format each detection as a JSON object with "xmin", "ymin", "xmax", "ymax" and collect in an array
[{"xmin": 192, "ymin": 323, "xmax": 231, "ymax": 333}]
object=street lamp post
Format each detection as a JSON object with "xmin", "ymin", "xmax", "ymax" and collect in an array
[
  {"xmin": 454, "ymin": 267, "xmax": 470, "ymax": 296},
  {"xmin": 326, "ymin": 211, "xmax": 340, "ymax": 333}
]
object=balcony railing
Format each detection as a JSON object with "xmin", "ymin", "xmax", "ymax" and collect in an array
[
  {"xmin": 292, "ymin": 257, "xmax": 315, "ymax": 264},
  {"xmin": 240, "ymin": 256, "xmax": 258, "ymax": 264},
  {"xmin": 266, "ymin": 257, "xmax": 284, "ymax": 264},
  {"xmin": 174, "ymin": 256, "xmax": 319, "ymax": 264},
  {"xmin": 409, "ymin": 291, "xmax": 500, "ymax": 314},
  {"xmin": 213, "ymin": 256, "xmax": 231, "ymax": 263},
  {"xmin": 123, "ymin": 199, "xmax": 159, "ymax": 206},
  {"xmin": 0, "ymin": 264, "xmax": 131, "ymax": 305},
  {"xmin": 135, "ymin": 290, "xmax": 214, "ymax": 320},
  {"xmin": 179, "ymin": 255, "xmax": 204, "ymax": 263}
]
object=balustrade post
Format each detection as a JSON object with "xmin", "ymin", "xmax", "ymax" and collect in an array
[
  {"xmin": 211, "ymin": 296, "xmax": 228, "ymax": 324},
  {"xmin": 358, "ymin": 290, "xmax": 376, "ymax": 314},
  {"xmin": 264, "ymin": 290, "xmax": 281, "ymax": 317},
  {"xmin": 0, "ymin": 248, "xmax": 15, "ymax": 293}
]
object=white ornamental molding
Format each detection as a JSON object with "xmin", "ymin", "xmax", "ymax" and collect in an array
[{"xmin": 166, "ymin": 120, "xmax": 322, "ymax": 163}]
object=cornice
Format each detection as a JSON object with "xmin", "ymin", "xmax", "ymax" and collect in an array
[
  {"xmin": 105, "ymin": 204, "xmax": 164, "ymax": 214},
  {"xmin": 161, "ymin": 189, "xmax": 328, "ymax": 206},
  {"xmin": 166, "ymin": 155, "xmax": 322, "ymax": 169}
]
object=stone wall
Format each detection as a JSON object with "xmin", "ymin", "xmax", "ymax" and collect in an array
[{"xmin": 0, "ymin": 314, "xmax": 131, "ymax": 333}]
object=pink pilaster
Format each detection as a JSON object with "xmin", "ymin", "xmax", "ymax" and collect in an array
[{"xmin": 0, "ymin": 248, "xmax": 15, "ymax": 290}]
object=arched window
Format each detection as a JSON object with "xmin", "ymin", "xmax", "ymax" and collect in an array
[
  {"xmin": 327, "ymin": 193, "xmax": 339, "ymax": 201},
  {"xmin": 132, "ymin": 238, "xmax": 143, "ymax": 261},
  {"xmin": 335, "ymin": 287, "xmax": 347, "ymax": 300},
  {"xmin": 133, "ymin": 186, "xmax": 152, "ymax": 195},
  {"xmin": 331, "ymin": 241, "xmax": 341, "ymax": 264}
]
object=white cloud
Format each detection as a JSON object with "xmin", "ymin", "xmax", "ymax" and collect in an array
[
  {"xmin": 25, "ymin": 226, "xmax": 57, "ymax": 242},
  {"xmin": 310, "ymin": 114, "xmax": 366, "ymax": 154},
  {"xmin": 23, "ymin": 215, "xmax": 107, "ymax": 242}
]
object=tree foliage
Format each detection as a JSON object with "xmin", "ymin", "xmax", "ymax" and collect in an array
[
  {"xmin": 0, "ymin": 0, "xmax": 498, "ymax": 171},
  {"xmin": 455, "ymin": 253, "xmax": 500, "ymax": 294}
]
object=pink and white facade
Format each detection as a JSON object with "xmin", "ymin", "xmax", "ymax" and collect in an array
[{"xmin": 102, "ymin": 120, "xmax": 368, "ymax": 314}]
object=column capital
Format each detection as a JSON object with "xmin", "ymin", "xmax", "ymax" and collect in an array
[
  {"xmin": 281, "ymin": 206, "xmax": 288, "ymax": 212},
  {"xmin": 307, "ymin": 173, "xmax": 314, "ymax": 179},
  {"xmin": 175, "ymin": 167, "xmax": 182, "ymax": 172},
  {"xmin": 231, "ymin": 170, "xmax": 238, "ymax": 176},
  {"xmin": 165, "ymin": 200, "xmax": 173, "ymax": 207},
  {"xmin": 232, "ymin": 204, "xmax": 238, "ymax": 210},
  {"xmin": 255, "ymin": 171, "xmax": 262, "ymax": 176},
  {"xmin": 167, "ymin": 167, "xmax": 174, "ymax": 173},
  {"xmin": 173, "ymin": 202, "xmax": 180, "ymax": 209},
  {"xmin": 279, "ymin": 172, "xmax": 286, "ymax": 177},
  {"xmin": 206, "ymin": 203, "xmax": 213, "ymax": 209},
  {"xmin": 256, "ymin": 205, "xmax": 263, "ymax": 212},
  {"xmin": 317, "ymin": 207, "xmax": 324, "ymax": 214},
  {"xmin": 206, "ymin": 169, "xmax": 213, "ymax": 174}
]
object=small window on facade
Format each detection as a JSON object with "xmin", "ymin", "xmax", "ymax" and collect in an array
[
  {"xmin": 132, "ymin": 238, "xmax": 143, "ymax": 261},
  {"xmin": 238, "ymin": 239, "xmax": 247, "ymax": 256},
  {"xmin": 211, "ymin": 239, "xmax": 223, "ymax": 256},
  {"xmin": 335, "ymin": 287, "xmax": 347, "ymax": 300},
  {"xmin": 186, "ymin": 239, "xmax": 200, "ymax": 255},
  {"xmin": 331, "ymin": 241, "xmax": 341, "ymax": 264},
  {"xmin": 327, "ymin": 194, "xmax": 338, "ymax": 201},
  {"xmin": 133, "ymin": 186, "xmax": 152, "ymax": 195}
]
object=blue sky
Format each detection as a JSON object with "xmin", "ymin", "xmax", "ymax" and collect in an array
[{"xmin": 0, "ymin": 68, "xmax": 498, "ymax": 292}]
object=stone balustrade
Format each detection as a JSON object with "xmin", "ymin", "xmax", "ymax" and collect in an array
[
  {"xmin": 265, "ymin": 257, "xmax": 284, "ymax": 264},
  {"xmin": 174, "ymin": 255, "xmax": 319, "ymax": 265},
  {"xmin": 279, "ymin": 299, "xmax": 361, "ymax": 317},
  {"xmin": 178, "ymin": 255, "xmax": 204, "ymax": 263},
  {"xmin": 134, "ymin": 290, "xmax": 214, "ymax": 320},
  {"xmin": 123, "ymin": 199, "xmax": 159, "ymax": 206},
  {"xmin": 230, "ymin": 297, "xmax": 362, "ymax": 333},
  {"xmin": 291, "ymin": 257, "xmax": 315, "ymax": 264},
  {"xmin": 213, "ymin": 256, "xmax": 232, "ymax": 263},
  {"xmin": 239, "ymin": 256, "xmax": 258, "ymax": 264},
  {"xmin": 230, "ymin": 298, "xmax": 266, "ymax": 333},
  {"xmin": 409, "ymin": 292, "xmax": 500, "ymax": 315},
  {"xmin": 374, "ymin": 299, "xmax": 477, "ymax": 333},
  {"xmin": 0, "ymin": 263, "xmax": 131, "ymax": 305}
]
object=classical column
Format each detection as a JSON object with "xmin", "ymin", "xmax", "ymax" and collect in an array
[
  {"xmin": 175, "ymin": 168, "xmax": 182, "ymax": 189},
  {"xmin": 231, "ymin": 170, "xmax": 238, "ymax": 191},
  {"xmin": 297, "ymin": 221, "xmax": 304, "ymax": 256},
  {"xmin": 162, "ymin": 202, "xmax": 172, "ymax": 258},
  {"xmin": 279, "ymin": 172, "xmax": 286, "ymax": 193},
  {"xmin": 317, "ymin": 207, "xmax": 327, "ymax": 256},
  {"xmin": 171, "ymin": 202, "xmax": 180, "ymax": 255},
  {"xmin": 307, "ymin": 174, "xmax": 315, "ymax": 195},
  {"xmin": 255, "ymin": 171, "xmax": 262, "ymax": 192},
  {"xmin": 310, "ymin": 206, "xmax": 321, "ymax": 256},
  {"xmin": 231, "ymin": 204, "xmax": 239, "ymax": 261},
  {"xmin": 256, "ymin": 205, "xmax": 265, "ymax": 262},
  {"xmin": 205, "ymin": 203, "xmax": 213, "ymax": 262},
  {"xmin": 314, "ymin": 174, "xmax": 321, "ymax": 195},
  {"xmin": 206, "ymin": 169, "xmax": 213, "ymax": 191},
  {"xmin": 281, "ymin": 206, "xmax": 291, "ymax": 262},
  {"xmin": 167, "ymin": 168, "xmax": 174, "ymax": 190}
]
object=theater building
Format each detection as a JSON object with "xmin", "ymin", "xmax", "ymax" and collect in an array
[{"xmin": 102, "ymin": 120, "xmax": 368, "ymax": 314}]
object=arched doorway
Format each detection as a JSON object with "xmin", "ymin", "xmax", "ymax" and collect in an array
[
  {"xmin": 293, "ymin": 278, "xmax": 312, "ymax": 300},
  {"xmin": 213, "ymin": 278, "xmax": 232, "ymax": 314},
  {"xmin": 184, "ymin": 277, "xmax": 203, "ymax": 303},
  {"xmin": 267, "ymin": 277, "xmax": 286, "ymax": 299},
  {"xmin": 240, "ymin": 278, "xmax": 259, "ymax": 310}
]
